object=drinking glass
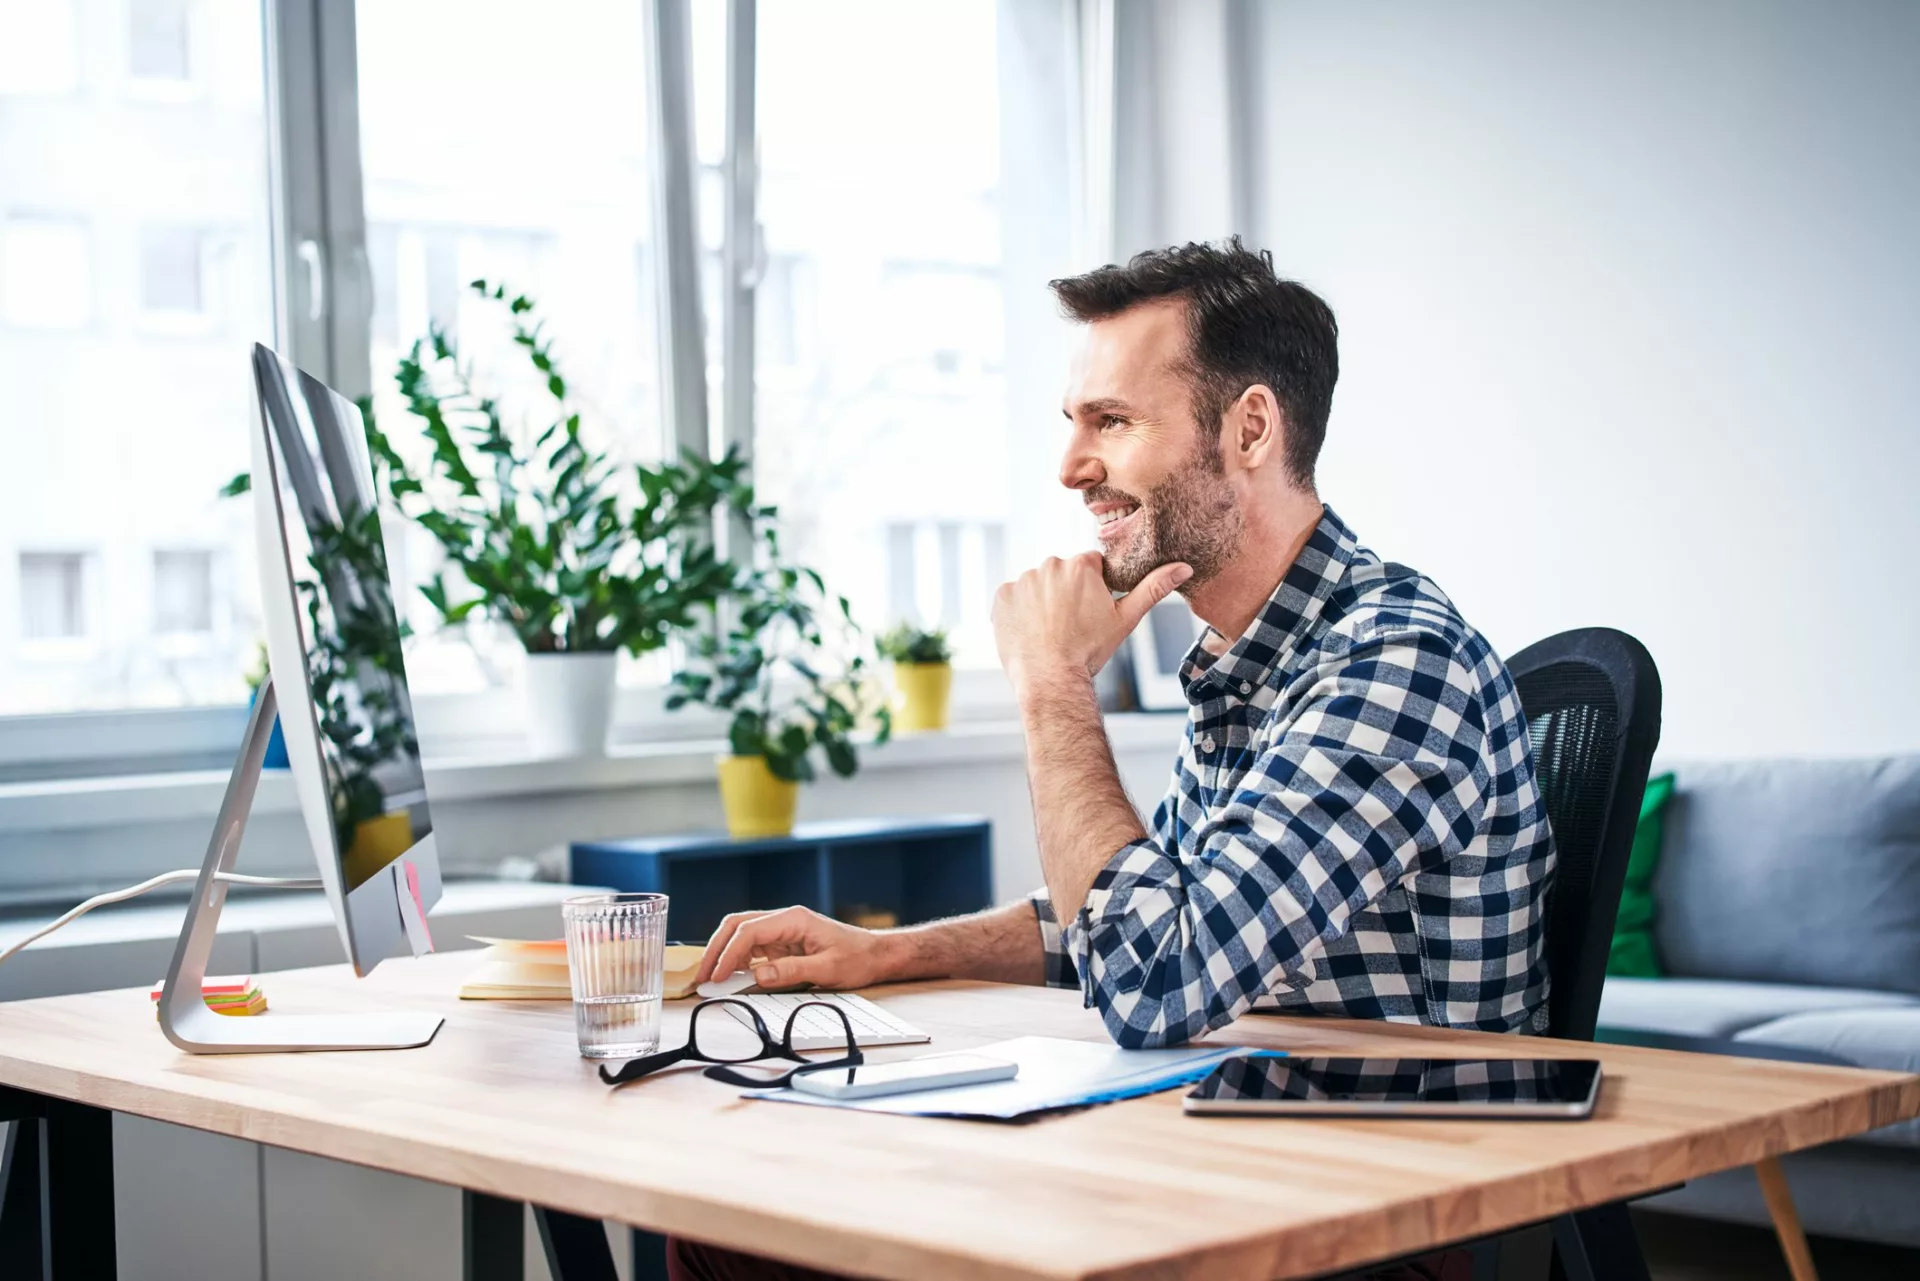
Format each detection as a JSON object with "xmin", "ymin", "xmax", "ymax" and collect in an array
[{"xmin": 561, "ymin": 893, "xmax": 668, "ymax": 1059}]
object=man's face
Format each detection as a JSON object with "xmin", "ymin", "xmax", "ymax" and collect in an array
[{"xmin": 1059, "ymin": 300, "xmax": 1243, "ymax": 592}]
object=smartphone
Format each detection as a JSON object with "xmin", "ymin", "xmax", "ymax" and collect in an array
[
  {"xmin": 790, "ymin": 1053, "xmax": 1018, "ymax": 1101},
  {"xmin": 1184, "ymin": 1055, "xmax": 1603, "ymax": 1119}
]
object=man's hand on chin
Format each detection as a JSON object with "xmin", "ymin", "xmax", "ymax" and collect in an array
[{"xmin": 992, "ymin": 551, "xmax": 1192, "ymax": 701}]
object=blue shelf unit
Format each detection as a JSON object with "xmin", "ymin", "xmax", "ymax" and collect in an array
[{"xmin": 569, "ymin": 815, "xmax": 993, "ymax": 943}]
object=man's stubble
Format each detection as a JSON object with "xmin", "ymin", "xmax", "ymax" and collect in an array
[{"xmin": 1099, "ymin": 435, "xmax": 1243, "ymax": 594}]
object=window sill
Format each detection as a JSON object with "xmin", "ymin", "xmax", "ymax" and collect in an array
[{"xmin": 0, "ymin": 713, "xmax": 1188, "ymax": 836}]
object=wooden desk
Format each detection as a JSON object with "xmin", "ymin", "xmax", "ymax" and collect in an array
[{"xmin": 1, "ymin": 951, "xmax": 1916, "ymax": 1281}]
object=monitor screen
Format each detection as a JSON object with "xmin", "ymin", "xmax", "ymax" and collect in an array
[
  {"xmin": 253, "ymin": 348, "xmax": 431, "ymax": 893},
  {"xmin": 1187, "ymin": 1055, "xmax": 1603, "ymax": 1107}
]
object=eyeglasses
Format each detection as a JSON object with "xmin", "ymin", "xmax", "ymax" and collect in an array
[{"xmin": 597, "ymin": 997, "xmax": 864, "ymax": 1089}]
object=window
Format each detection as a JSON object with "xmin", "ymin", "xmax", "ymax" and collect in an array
[
  {"xmin": 355, "ymin": 0, "xmax": 664, "ymax": 696},
  {"xmin": 0, "ymin": 1, "xmax": 272, "ymax": 717},
  {"xmin": 152, "ymin": 549, "xmax": 214, "ymax": 635},
  {"xmin": 139, "ymin": 227, "xmax": 204, "ymax": 314},
  {"xmin": 0, "ymin": 0, "xmax": 80, "ymax": 96},
  {"xmin": 749, "ymin": 0, "xmax": 1013, "ymax": 667},
  {"xmin": 128, "ymin": 0, "xmax": 191, "ymax": 82},
  {"xmin": 0, "ymin": 0, "xmax": 1087, "ymax": 769},
  {"xmin": 19, "ymin": 552, "xmax": 88, "ymax": 641},
  {"xmin": 1, "ymin": 220, "xmax": 92, "ymax": 330}
]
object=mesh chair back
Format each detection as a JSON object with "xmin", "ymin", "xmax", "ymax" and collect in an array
[{"xmin": 1509, "ymin": 629, "xmax": 1662, "ymax": 1041}]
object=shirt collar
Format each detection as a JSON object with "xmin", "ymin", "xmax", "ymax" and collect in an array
[{"xmin": 1179, "ymin": 505, "xmax": 1360, "ymax": 704}]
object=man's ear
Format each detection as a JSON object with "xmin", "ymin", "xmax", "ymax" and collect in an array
[{"xmin": 1231, "ymin": 384, "xmax": 1285, "ymax": 469}]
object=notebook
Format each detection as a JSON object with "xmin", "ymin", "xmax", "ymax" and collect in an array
[{"xmin": 456, "ymin": 938, "xmax": 708, "ymax": 1000}]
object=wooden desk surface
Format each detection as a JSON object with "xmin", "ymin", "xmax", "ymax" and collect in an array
[{"xmin": 1, "ymin": 952, "xmax": 1915, "ymax": 1281}]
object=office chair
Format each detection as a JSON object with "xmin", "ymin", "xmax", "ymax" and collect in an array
[
  {"xmin": 1506, "ymin": 629, "xmax": 1819, "ymax": 1281},
  {"xmin": 1511, "ymin": 627, "xmax": 1664, "ymax": 1044},
  {"xmin": 1502, "ymin": 628, "xmax": 1665, "ymax": 1281}
]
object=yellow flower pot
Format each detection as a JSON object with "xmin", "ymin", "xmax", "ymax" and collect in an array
[
  {"xmin": 892, "ymin": 661, "xmax": 953, "ymax": 733},
  {"xmin": 716, "ymin": 754, "xmax": 800, "ymax": 839},
  {"xmin": 342, "ymin": 811, "xmax": 416, "ymax": 889}
]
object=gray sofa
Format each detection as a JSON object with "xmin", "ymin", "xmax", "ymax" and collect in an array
[{"xmin": 1595, "ymin": 755, "xmax": 1920, "ymax": 1247}]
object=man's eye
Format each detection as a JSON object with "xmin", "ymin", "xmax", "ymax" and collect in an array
[{"xmin": 1101, "ymin": 415, "xmax": 1126, "ymax": 430}]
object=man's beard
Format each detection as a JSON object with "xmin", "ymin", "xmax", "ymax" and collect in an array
[{"xmin": 1092, "ymin": 442, "xmax": 1242, "ymax": 593}]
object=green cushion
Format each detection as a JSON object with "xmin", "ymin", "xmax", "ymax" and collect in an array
[{"xmin": 1607, "ymin": 772, "xmax": 1675, "ymax": 978}]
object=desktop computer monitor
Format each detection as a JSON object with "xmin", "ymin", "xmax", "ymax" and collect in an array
[
  {"xmin": 156, "ymin": 345, "xmax": 445, "ymax": 1053},
  {"xmin": 249, "ymin": 343, "xmax": 443, "ymax": 974}
]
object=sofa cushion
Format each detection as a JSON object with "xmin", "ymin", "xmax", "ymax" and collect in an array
[
  {"xmin": 1735, "ymin": 1007, "xmax": 1920, "ymax": 1149},
  {"xmin": 1597, "ymin": 977, "xmax": 1919, "ymax": 1039},
  {"xmin": 1608, "ymin": 773, "xmax": 1674, "ymax": 978},
  {"xmin": 1652, "ymin": 756, "xmax": 1920, "ymax": 994}
]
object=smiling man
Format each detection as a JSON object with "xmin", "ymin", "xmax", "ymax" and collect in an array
[{"xmin": 694, "ymin": 238, "xmax": 1556, "ymax": 1052}]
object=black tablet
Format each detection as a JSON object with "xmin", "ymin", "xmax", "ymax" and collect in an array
[{"xmin": 1184, "ymin": 1055, "xmax": 1603, "ymax": 1119}]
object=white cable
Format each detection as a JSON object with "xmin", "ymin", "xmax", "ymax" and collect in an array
[{"xmin": 0, "ymin": 871, "xmax": 324, "ymax": 968}]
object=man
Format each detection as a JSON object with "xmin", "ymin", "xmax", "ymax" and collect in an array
[
  {"xmin": 673, "ymin": 243, "xmax": 1553, "ymax": 1279},
  {"xmin": 693, "ymin": 238, "xmax": 1555, "ymax": 1052}
]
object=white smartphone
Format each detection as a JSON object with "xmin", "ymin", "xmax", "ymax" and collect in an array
[{"xmin": 790, "ymin": 1053, "xmax": 1018, "ymax": 1101}]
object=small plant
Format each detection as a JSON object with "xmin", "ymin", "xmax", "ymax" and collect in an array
[
  {"xmin": 667, "ymin": 519, "xmax": 890, "ymax": 782},
  {"xmin": 875, "ymin": 623, "xmax": 952, "ymax": 665}
]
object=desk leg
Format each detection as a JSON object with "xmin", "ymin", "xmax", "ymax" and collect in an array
[
  {"xmin": 1, "ymin": 1119, "xmax": 45, "ymax": 1274},
  {"xmin": 633, "ymin": 1227, "xmax": 670, "ymax": 1281},
  {"xmin": 0, "ymin": 1093, "xmax": 119, "ymax": 1281},
  {"xmin": 534, "ymin": 1206, "xmax": 619, "ymax": 1281},
  {"xmin": 464, "ymin": 1190, "xmax": 526, "ymax": 1281},
  {"xmin": 1550, "ymin": 1202, "xmax": 1651, "ymax": 1281},
  {"xmin": 43, "ymin": 1100, "xmax": 117, "ymax": 1281}
]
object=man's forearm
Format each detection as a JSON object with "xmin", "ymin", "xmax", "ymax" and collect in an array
[
  {"xmin": 879, "ymin": 900, "xmax": 1047, "ymax": 985},
  {"xmin": 1019, "ymin": 674, "xmax": 1148, "ymax": 924}
]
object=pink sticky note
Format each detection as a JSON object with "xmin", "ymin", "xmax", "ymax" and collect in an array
[{"xmin": 403, "ymin": 860, "xmax": 435, "ymax": 953}]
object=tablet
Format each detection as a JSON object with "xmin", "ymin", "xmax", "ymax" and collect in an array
[{"xmin": 1183, "ymin": 1055, "xmax": 1602, "ymax": 1119}]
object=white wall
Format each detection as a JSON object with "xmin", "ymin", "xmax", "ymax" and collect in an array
[{"xmin": 1239, "ymin": 0, "xmax": 1920, "ymax": 758}]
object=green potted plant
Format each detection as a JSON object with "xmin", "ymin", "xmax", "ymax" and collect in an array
[
  {"xmin": 668, "ymin": 518, "xmax": 890, "ymax": 838},
  {"xmin": 877, "ymin": 623, "xmax": 954, "ymax": 733},
  {"xmin": 365, "ymin": 280, "xmax": 749, "ymax": 756}
]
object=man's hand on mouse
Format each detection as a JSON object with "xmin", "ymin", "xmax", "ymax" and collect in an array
[
  {"xmin": 695, "ymin": 905, "xmax": 900, "ymax": 993},
  {"xmin": 991, "ymin": 551, "xmax": 1191, "ymax": 699}
]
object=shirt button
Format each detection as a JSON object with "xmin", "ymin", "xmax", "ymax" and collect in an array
[
  {"xmin": 1200, "ymin": 735, "xmax": 1217, "ymax": 754},
  {"xmin": 1239, "ymin": 681, "xmax": 1251, "ymax": 694}
]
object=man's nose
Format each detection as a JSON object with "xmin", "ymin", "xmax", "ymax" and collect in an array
[{"xmin": 1059, "ymin": 434, "xmax": 1103, "ymax": 492}]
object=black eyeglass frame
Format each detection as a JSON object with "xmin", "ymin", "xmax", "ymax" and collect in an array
[{"xmin": 597, "ymin": 997, "xmax": 864, "ymax": 1088}]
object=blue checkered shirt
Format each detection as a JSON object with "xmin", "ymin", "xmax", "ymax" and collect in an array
[{"xmin": 1031, "ymin": 507, "xmax": 1555, "ymax": 1048}]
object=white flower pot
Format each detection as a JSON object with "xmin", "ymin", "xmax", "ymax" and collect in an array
[{"xmin": 522, "ymin": 652, "xmax": 618, "ymax": 758}]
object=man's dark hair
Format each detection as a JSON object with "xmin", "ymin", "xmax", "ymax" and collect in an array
[{"xmin": 1049, "ymin": 237, "xmax": 1338, "ymax": 488}]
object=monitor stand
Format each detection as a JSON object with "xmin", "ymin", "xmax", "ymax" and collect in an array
[{"xmin": 157, "ymin": 676, "xmax": 446, "ymax": 1054}]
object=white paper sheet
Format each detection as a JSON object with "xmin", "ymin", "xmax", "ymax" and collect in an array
[{"xmin": 747, "ymin": 1035, "xmax": 1248, "ymax": 1119}]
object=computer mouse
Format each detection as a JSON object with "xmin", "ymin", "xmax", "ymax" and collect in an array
[{"xmin": 696, "ymin": 971, "xmax": 757, "ymax": 1001}]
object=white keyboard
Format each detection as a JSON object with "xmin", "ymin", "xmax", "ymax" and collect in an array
[{"xmin": 721, "ymin": 991, "xmax": 930, "ymax": 1051}]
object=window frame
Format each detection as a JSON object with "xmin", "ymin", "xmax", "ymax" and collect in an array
[{"xmin": 2, "ymin": 0, "xmax": 1047, "ymax": 789}]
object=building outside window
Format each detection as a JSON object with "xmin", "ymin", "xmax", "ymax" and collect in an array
[
  {"xmin": 0, "ymin": 0, "xmax": 1084, "ymax": 743},
  {"xmin": 0, "ymin": 220, "xmax": 92, "ymax": 331},
  {"xmin": 0, "ymin": 0, "xmax": 80, "ymax": 96},
  {"xmin": 139, "ymin": 226, "xmax": 204, "ymax": 314},
  {"xmin": 356, "ymin": 0, "xmax": 664, "ymax": 697},
  {"xmin": 0, "ymin": 0, "xmax": 271, "ymax": 716},
  {"xmin": 127, "ymin": 0, "xmax": 191, "ymax": 82},
  {"xmin": 18, "ymin": 551, "xmax": 89, "ymax": 641},
  {"xmin": 152, "ymin": 548, "xmax": 214, "ymax": 635},
  {"xmin": 738, "ymin": 0, "xmax": 1013, "ymax": 667}
]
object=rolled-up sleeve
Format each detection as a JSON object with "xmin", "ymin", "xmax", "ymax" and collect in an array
[
  {"xmin": 1062, "ymin": 632, "xmax": 1492, "ymax": 1048},
  {"xmin": 1028, "ymin": 889, "xmax": 1078, "ymax": 988}
]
